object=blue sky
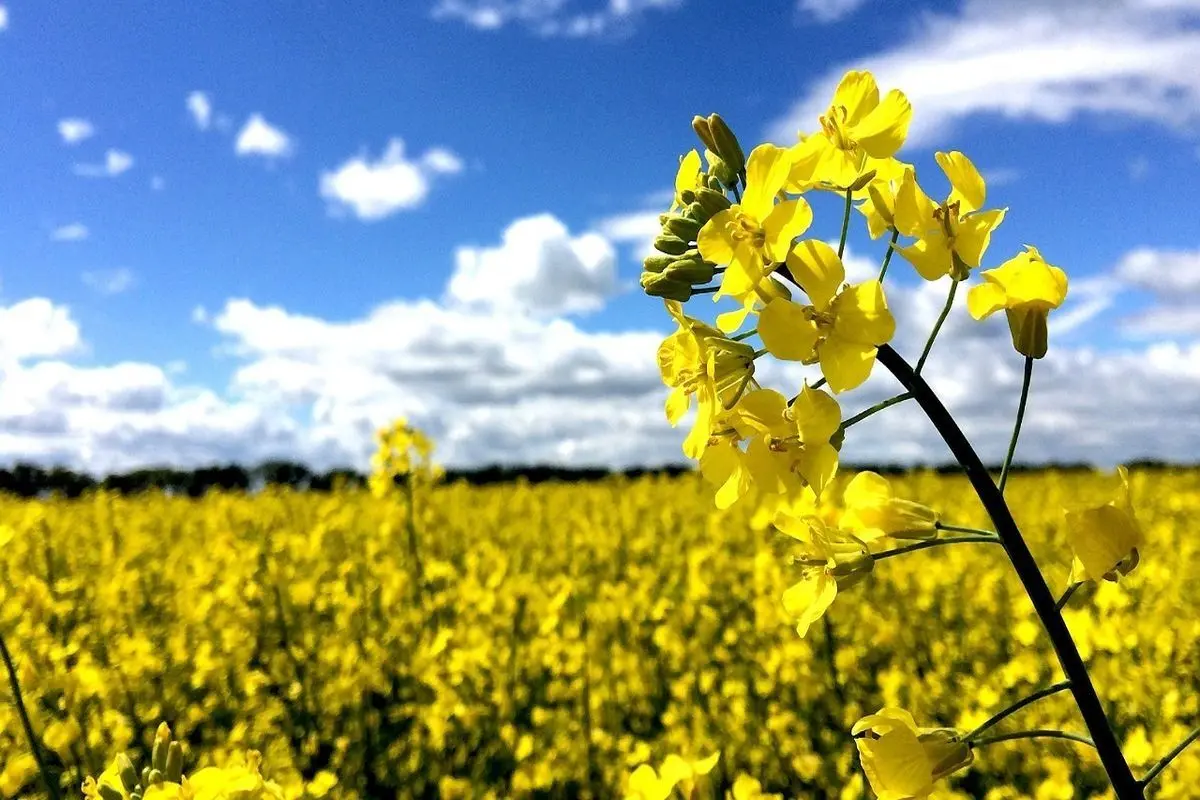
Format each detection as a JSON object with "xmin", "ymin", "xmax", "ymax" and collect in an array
[{"xmin": 2, "ymin": 0, "xmax": 1200, "ymax": 473}]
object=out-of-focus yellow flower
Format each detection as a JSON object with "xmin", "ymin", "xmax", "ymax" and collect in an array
[
  {"xmin": 368, "ymin": 418, "xmax": 441, "ymax": 498},
  {"xmin": 625, "ymin": 752, "xmax": 718, "ymax": 800},
  {"xmin": 786, "ymin": 70, "xmax": 913, "ymax": 191},
  {"xmin": 894, "ymin": 152, "xmax": 1006, "ymax": 281},
  {"xmin": 1065, "ymin": 466, "xmax": 1145, "ymax": 583},
  {"xmin": 852, "ymin": 708, "xmax": 973, "ymax": 800},
  {"xmin": 659, "ymin": 301, "xmax": 757, "ymax": 459},
  {"xmin": 776, "ymin": 516, "xmax": 873, "ymax": 637},
  {"xmin": 840, "ymin": 472, "xmax": 939, "ymax": 541},
  {"xmin": 758, "ymin": 239, "xmax": 895, "ymax": 393},
  {"xmin": 699, "ymin": 144, "xmax": 812, "ymax": 331},
  {"xmin": 966, "ymin": 245, "xmax": 1068, "ymax": 359},
  {"xmin": 0, "ymin": 753, "xmax": 38, "ymax": 798},
  {"xmin": 728, "ymin": 774, "xmax": 783, "ymax": 800}
]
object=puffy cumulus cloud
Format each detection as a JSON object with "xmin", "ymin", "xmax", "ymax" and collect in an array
[
  {"xmin": 1112, "ymin": 247, "xmax": 1200, "ymax": 336},
  {"xmin": 187, "ymin": 91, "xmax": 213, "ymax": 130},
  {"xmin": 595, "ymin": 210, "xmax": 662, "ymax": 258},
  {"xmin": 431, "ymin": 0, "xmax": 682, "ymax": 37},
  {"xmin": 768, "ymin": 0, "xmax": 1200, "ymax": 146},
  {"xmin": 57, "ymin": 118, "xmax": 95, "ymax": 145},
  {"xmin": 319, "ymin": 139, "xmax": 463, "ymax": 221},
  {"xmin": 235, "ymin": 114, "xmax": 293, "ymax": 158},
  {"xmin": 0, "ymin": 299, "xmax": 81, "ymax": 363},
  {"xmin": 445, "ymin": 214, "xmax": 617, "ymax": 316},
  {"xmin": 73, "ymin": 149, "xmax": 133, "ymax": 178},
  {"xmin": 797, "ymin": 0, "xmax": 867, "ymax": 24}
]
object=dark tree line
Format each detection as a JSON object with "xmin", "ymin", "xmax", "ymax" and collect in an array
[{"xmin": 0, "ymin": 458, "xmax": 1167, "ymax": 500}]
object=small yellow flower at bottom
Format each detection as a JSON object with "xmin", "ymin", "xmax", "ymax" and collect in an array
[
  {"xmin": 625, "ymin": 753, "xmax": 720, "ymax": 800},
  {"xmin": 729, "ymin": 774, "xmax": 783, "ymax": 800},
  {"xmin": 1065, "ymin": 465, "xmax": 1145, "ymax": 583},
  {"xmin": 852, "ymin": 708, "xmax": 973, "ymax": 800},
  {"xmin": 966, "ymin": 245, "xmax": 1068, "ymax": 359}
]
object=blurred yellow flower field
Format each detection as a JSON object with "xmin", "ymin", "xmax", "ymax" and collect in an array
[{"xmin": 0, "ymin": 467, "xmax": 1197, "ymax": 798}]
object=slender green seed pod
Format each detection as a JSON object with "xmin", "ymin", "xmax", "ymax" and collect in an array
[
  {"xmin": 653, "ymin": 235, "xmax": 690, "ymax": 255},
  {"xmin": 708, "ymin": 114, "xmax": 745, "ymax": 176},
  {"xmin": 165, "ymin": 742, "xmax": 184, "ymax": 783}
]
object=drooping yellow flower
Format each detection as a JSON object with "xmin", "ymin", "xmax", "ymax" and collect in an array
[
  {"xmin": 659, "ymin": 300, "xmax": 758, "ymax": 459},
  {"xmin": 1065, "ymin": 466, "xmax": 1145, "ymax": 583},
  {"xmin": 840, "ymin": 471, "xmax": 939, "ymax": 541},
  {"xmin": 672, "ymin": 149, "xmax": 704, "ymax": 211},
  {"xmin": 852, "ymin": 708, "xmax": 973, "ymax": 800},
  {"xmin": 698, "ymin": 144, "xmax": 812, "ymax": 330},
  {"xmin": 776, "ymin": 515, "xmax": 873, "ymax": 637},
  {"xmin": 699, "ymin": 385, "xmax": 842, "ymax": 509},
  {"xmin": 894, "ymin": 152, "xmax": 1006, "ymax": 281},
  {"xmin": 966, "ymin": 245, "xmax": 1068, "ymax": 359},
  {"xmin": 758, "ymin": 239, "xmax": 896, "ymax": 393}
]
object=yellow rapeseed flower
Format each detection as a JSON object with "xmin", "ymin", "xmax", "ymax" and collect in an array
[
  {"xmin": 966, "ymin": 245, "xmax": 1068, "ymax": 359},
  {"xmin": 852, "ymin": 708, "xmax": 973, "ymax": 800},
  {"xmin": 1065, "ymin": 466, "xmax": 1145, "ymax": 583},
  {"xmin": 840, "ymin": 472, "xmax": 939, "ymax": 541},
  {"xmin": 776, "ymin": 516, "xmax": 873, "ymax": 637},
  {"xmin": 758, "ymin": 239, "xmax": 895, "ymax": 393},
  {"xmin": 894, "ymin": 151, "xmax": 1006, "ymax": 281}
]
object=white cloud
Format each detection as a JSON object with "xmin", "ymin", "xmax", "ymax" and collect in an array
[
  {"xmin": 768, "ymin": 0, "xmax": 1200, "ymax": 146},
  {"xmin": 81, "ymin": 268, "xmax": 135, "ymax": 296},
  {"xmin": 595, "ymin": 209, "xmax": 662, "ymax": 257},
  {"xmin": 446, "ymin": 214, "xmax": 618, "ymax": 316},
  {"xmin": 235, "ymin": 114, "xmax": 293, "ymax": 158},
  {"xmin": 319, "ymin": 139, "xmax": 463, "ymax": 221},
  {"xmin": 1115, "ymin": 247, "xmax": 1200, "ymax": 295},
  {"xmin": 73, "ymin": 149, "xmax": 134, "ymax": 178},
  {"xmin": 151, "ymin": 175, "xmax": 166, "ymax": 191},
  {"xmin": 0, "ymin": 299, "xmax": 81, "ymax": 363},
  {"xmin": 0, "ymin": 5, "xmax": 8, "ymax": 30},
  {"xmin": 57, "ymin": 118, "xmax": 95, "ymax": 145},
  {"xmin": 797, "ymin": 0, "xmax": 867, "ymax": 24},
  {"xmin": 187, "ymin": 91, "xmax": 213, "ymax": 130},
  {"xmin": 431, "ymin": 0, "xmax": 682, "ymax": 37},
  {"xmin": 51, "ymin": 223, "xmax": 89, "ymax": 242}
]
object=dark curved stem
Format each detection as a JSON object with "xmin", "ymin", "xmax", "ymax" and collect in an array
[
  {"xmin": 0, "ymin": 630, "xmax": 61, "ymax": 800},
  {"xmin": 875, "ymin": 344, "xmax": 1142, "ymax": 799}
]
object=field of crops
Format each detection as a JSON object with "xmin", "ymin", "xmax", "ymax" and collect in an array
[{"xmin": 0, "ymin": 467, "xmax": 1197, "ymax": 799}]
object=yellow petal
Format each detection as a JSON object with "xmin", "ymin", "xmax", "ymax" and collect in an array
[
  {"xmin": 759, "ymin": 298, "xmax": 821, "ymax": 361},
  {"xmin": 674, "ymin": 149, "xmax": 702, "ymax": 207},
  {"xmin": 786, "ymin": 135, "xmax": 824, "ymax": 193},
  {"xmin": 966, "ymin": 280, "xmax": 1007, "ymax": 320},
  {"xmin": 844, "ymin": 471, "xmax": 891, "ymax": 509},
  {"xmin": 792, "ymin": 384, "xmax": 842, "ymax": 444},
  {"xmin": 787, "ymin": 239, "xmax": 846, "ymax": 310},
  {"xmin": 954, "ymin": 208, "xmax": 1007, "ymax": 268},
  {"xmin": 935, "ymin": 151, "xmax": 986, "ymax": 214},
  {"xmin": 658, "ymin": 755, "xmax": 692, "ymax": 788},
  {"xmin": 850, "ymin": 89, "xmax": 912, "ymax": 159},
  {"xmin": 782, "ymin": 571, "xmax": 838, "ymax": 638},
  {"xmin": 698, "ymin": 209, "xmax": 736, "ymax": 265},
  {"xmin": 664, "ymin": 387, "xmax": 690, "ymax": 425},
  {"xmin": 831, "ymin": 70, "xmax": 880, "ymax": 126},
  {"xmin": 819, "ymin": 337, "xmax": 879, "ymax": 393},
  {"xmin": 1065, "ymin": 504, "xmax": 1143, "ymax": 582},
  {"xmin": 898, "ymin": 236, "xmax": 953, "ymax": 282},
  {"xmin": 857, "ymin": 727, "xmax": 935, "ymax": 798},
  {"xmin": 831, "ymin": 280, "xmax": 895, "ymax": 346},
  {"xmin": 762, "ymin": 198, "xmax": 814, "ymax": 262},
  {"xmin": 692, "ymin": 752, "xmax": 721, "ymax": 776},
  {"xmin": 796, "ymin": 441, "xmax": 839, "ymax": 499},
  {"xmin": 732, "ymin": 389, "xmax": 788, "ymax": 436},
  {"xmin": 893, "ymin": 168, "xmax": 936, "ymax": 238},
  {"xmin": 742, "ymin": 144, "xmax": 792, "ymax": 220},
  {"xmin": 716, "ymin": 305, "xmax": 753, "ymax": 334}
]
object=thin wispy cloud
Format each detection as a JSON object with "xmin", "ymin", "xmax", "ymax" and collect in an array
[
  {"xmin": 51, "ymin": 223, "xmax": 89, "ymax": 242},
  {"xmin": 73, "ymin": 150, "xmax": 134, "ymax": 178},
  {"xmin": 81, "ymin": 268, "xmax": 135, "ymax": 296},
  {"xmin": 187, "ymin": 91, "xmax": 213, "ymax": 130}
]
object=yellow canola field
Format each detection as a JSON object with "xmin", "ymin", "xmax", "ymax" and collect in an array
[{"xmin": 0, "ymin": 468, "xmax": 1197, "ymax": 799}]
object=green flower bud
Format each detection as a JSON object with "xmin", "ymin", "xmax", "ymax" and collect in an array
[
  {"xmin": 695, "ymin": 188, "xmax": 732, "ymax": 216},
  {"xmin": 165, "ymin": 742, "xmax": 184, "ymax": 783},
  {"xmin": 641, "ymin": 272, "xmax": 694, "ymax": 301},
  {"xmin": 707, "ymin": 114, "xmax": 746, "ymax": 176},
  {"xmin": 148, "ymin": 769, "xmax": 164, "ymax": 786},
  {"xmin": 918, "ymin": 730, "xmax": 975, "ymax": 781},
  {"xmin": 658, "ymin": 213, "xmax": 671, "ymax": 225},
  {"xmin": 679, "ymin": 188, "xmax": 697, "ymax": 205},
  {"xmin": 848, "ymin": 169, "xmax": 877, "ymax": 192},
  {"xmin": 664, "ymin": 215, "xmax": 702, "ymax": 242},
  {"xmin": 706, "ymin": 175, "xmax": 724, "ymax": 191},
  {"xmin": 117, "ymin": 754, "xmax": 139, "ymax": 793},
  {"xmin": 665, "ymin": 258, "xmax": 716, "ymax": 285},
  {"xmin": 99, "ymin": 786, "xmax": 126, "ymax": 800},
  {"xmin": 830, "ymin": 552, "xmax": 874, "ymax": 589},
  {"xmin": 643, "ymin": 254, "xmax": 677, "ymax": 274},
  {"xmin": 682, "ymin": 201, "xmax": 708, "ymax": 223},
  {"xmin": 653, "ymin": 234, "xmax": 690, "ymax": 255},
  {"xmin": 691, "ymin": 115, "xmax": 719, "ymax": 154}
]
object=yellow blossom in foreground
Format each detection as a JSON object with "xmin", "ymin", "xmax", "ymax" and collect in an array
[
  {"xmin": 776, "ymin": 515, "xmax": 873, "ymax": 637},
  {"xmin": 840, "ymin": 471, "xmax": 939, "ymax": 541},
  {"xmin": 1065, "ymin": 466, "xmax": 1145, "ymax": 583},
  {"xmin": 852, "ymin": 708, "xmax": 973, "ymax": 800},
  {"xmin": 966, "ymin": 245, "xmax": 1068, "ymax": 359},
  {"xmin": 894, "ymin": 151, "xmax": 1006, "ymax": 281},
  {"xmin": 787, "ymin": 70, "xmax": 913, "ymax": 191},
  {"xmin": 758, "ymin": 239, "xmax": 895, "ymax": 393}
]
